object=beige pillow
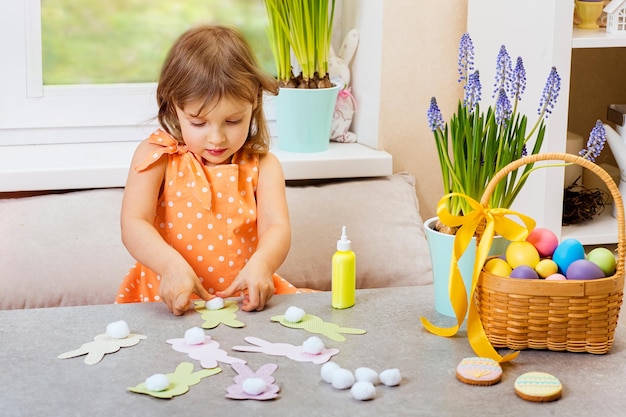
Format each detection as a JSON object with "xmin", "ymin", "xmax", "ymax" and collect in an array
[
  {"xmin": 278, "ymin": 172, "xmax": 432, "ymax": 290},
  {"xmin": 0, "ymin": 188, "xmax": 134, "ymax": 309}
]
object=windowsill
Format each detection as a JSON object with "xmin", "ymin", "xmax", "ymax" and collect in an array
[{"xmin": 0, "ymin": 140, "xmax": 392, "ymax": 192}]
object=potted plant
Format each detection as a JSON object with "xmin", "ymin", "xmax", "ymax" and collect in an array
[
  {"xmin": 264, "ymin": 0, "xmax": 341, "ymax": 153},
  {"xmin": 423, "ymin": 32, "xmax": 607, "ymax": 317}
]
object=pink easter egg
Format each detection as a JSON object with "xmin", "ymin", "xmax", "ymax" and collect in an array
[
  {"xmin": 545, "ymin": 273, "xmax": 567, "ymax": 281},
  {"xmin": 526, "ymin": 228, "xmax": 559, "ymax": 257}
]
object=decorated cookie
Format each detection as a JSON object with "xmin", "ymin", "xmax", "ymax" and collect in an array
[
  {"xmin": 456, "ymin": 357, "xmax": 502, "ymax": 386},
  {"xmin": 514, "ymin": 372, "xmax": 562, "ymax": 402}
]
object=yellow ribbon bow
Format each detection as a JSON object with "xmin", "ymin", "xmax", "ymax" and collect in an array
[
  {"xmin": 135, "ymin": 130, "xmax": 213, "ymax": 210},
  {"xmin": 420, "ymin": 193, "xmax": 536, "ymax": 363}
]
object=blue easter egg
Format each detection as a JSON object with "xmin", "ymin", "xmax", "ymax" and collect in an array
[{"xmin": 552, "ymin": 238, "xmax": 585, "ymax": 274}]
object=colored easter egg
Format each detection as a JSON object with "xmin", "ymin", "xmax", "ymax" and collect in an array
[
  {"xmin": 566, "ymin": 259, "xmax": 605, "ymax": 280},
  {"xmin": 510, "ymin": 265, "xmax": 539, "ymax": 279},
  {"xmin": 551, "ymin": 238, "xmax": 585, "ymax": 274},
  {"xmin": 484, "ymin": 258, "xmax": 513, "ymax": 277},
  {"xmin": 505, "ymin": 241, "xmax": 540, "ymax": 269},
  {"xmin": 526, "ymin": 227, "xmax": 559, "ymax": 257},
  {"xmin": 545, "ymin": 273, "xmax": 567, "ymax": 281},
  {"xmin": 587, "ymin": 247, "xmax": 617, "ymax": 276},
  {"xmin": 535, "ymin": 259, "xmax": 558, "ymax": 279}
]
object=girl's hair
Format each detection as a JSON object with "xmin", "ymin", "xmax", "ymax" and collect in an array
[{"xmin": 157, "ymin": 25, "xmax": 279, "ymax": 154}]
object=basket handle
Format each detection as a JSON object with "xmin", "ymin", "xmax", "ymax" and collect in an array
[{"xmin": 480, "ymin": 152, "xmax": 625, "ymax": 277}]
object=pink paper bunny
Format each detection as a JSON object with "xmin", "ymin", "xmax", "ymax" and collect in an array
[
  {"xmin": 226, "ymin": 362, "xmax": 280, "ymax": 400},
  {"xmin": 232, "ymin": 336, "xmax": 339, "ymax": 364},
  {"xmin": 167, "ymin": 336, "xmax": 246, "ymax": 369}
]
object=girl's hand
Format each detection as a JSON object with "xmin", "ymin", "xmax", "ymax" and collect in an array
[
  {"xmin": 159, "ymin": 261, "xmax": 213, "ymax": 316},
  {"xmin": 216, "ymin": 261, "xmax": 275, "ymax": 311}
]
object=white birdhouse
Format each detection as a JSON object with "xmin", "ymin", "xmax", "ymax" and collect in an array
[{"xmin": 604, "ymin": 0, "xmax": 626, "ymax": 33}]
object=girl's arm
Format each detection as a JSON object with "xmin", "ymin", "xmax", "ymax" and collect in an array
[
  {"xmin": 216, "ymin": 152, "xmax": 291, "ymax": 311},
  {"xmin": 120, "ymin": 139, "xmax": 212, "ymax": 315}
]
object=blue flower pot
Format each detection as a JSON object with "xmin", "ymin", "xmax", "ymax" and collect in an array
[
  {"xmin": 424, "ymin": 216, "xmax": 509, "ymax": 318},
  {"xmin": 275, "ymin": 84, "xmax": 341, "ymax": 153}
]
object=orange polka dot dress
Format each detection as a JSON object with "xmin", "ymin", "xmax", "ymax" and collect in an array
[{"xmin": 116, "ymin": 129, "xmax": 303, "ymax": 303}]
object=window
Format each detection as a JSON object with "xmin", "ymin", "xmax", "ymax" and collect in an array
[{"xmin": 0, "ymin": 1, "xmax": 273, "ymax": 146}]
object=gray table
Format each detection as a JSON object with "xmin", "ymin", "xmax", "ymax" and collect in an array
[{"xmin": 2, "ymin": 285, "xmax": 626, "ymax": 416}]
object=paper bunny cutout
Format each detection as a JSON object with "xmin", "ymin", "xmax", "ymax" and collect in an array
[
  {"xmin": 167, "ymin": 335, "xmax": 246, "ymax": 369},
  {"xmin": 193, "ymin": 300, "xmax": 245, "ymax": 329},
  {"xmin": 226, "ymin": 362, "xmax": 280, "ymax": 400},
  {"xmin": 129, "ymin": 362, "xmax": 221, "ymax": 399},
  {"xmin": 271, "ymin": 313, "xmax": 366, "ymax": 342},
  {"xmin": 232, "ymin": 336, "xmax": 339, "ymax": 364},
  {"xmin": 329, "ymin": 29, "xmax": 359, "ymax": 87},
  {"xmin": 58, "ymin": 333, "xmax": 147, "ymax": 365}
]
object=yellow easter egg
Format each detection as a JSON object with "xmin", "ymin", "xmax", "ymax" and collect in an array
[
  {"xmin": 506, "ymin": 241, "xmax": 540, "ymax": 269},
  {"xmin": 535, "ymin": 259, "xmax": 558, "ymax": 279},
  {"xmin": 484, "ymin": 257, "xmax": 513, "ymax": 277}
]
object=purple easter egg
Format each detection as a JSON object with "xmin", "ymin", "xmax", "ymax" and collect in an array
[
  {"xmin": 510, "ymin": 265, "xmax": 539, "ymax": 279},
  {"xmin": 566, "ymin": 259, "xmax": 605, "ymax": 280}
]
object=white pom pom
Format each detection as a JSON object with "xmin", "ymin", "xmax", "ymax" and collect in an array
[
  {"xmin": 302, "ymin": 336, "xmax": 325, "ymax": 355},
  {"xmin": 145, "ymin": 373, "xmax": 169, "ymax": 392},
  {"xmin": 351, "ymin": 381, "xmax": 376, "ymax": 401},
  {"xmin": 321, "ymin": 361, "xmax": 341, "ymax": 383},
  {"xmin": 242, "ymin": 377, "xmax": 267, "ymax": 396},
  {"xmin": 284, "ymin": 306, "xmax": 306, "ymax": 323},
  {"xmin": 106, "ymin": 320, "xmax": 130, "ymax": 339},
  {"xmin": 331, "ymin": 368, "xmax": 355, "ymax": 390},
  {"xmin": 355, "ymin": 367, "xmax": 379, "ymax": 385},
  {"xmin": 379, "ymin": 368, "xmax": 401, "ymax": 387},
  {"xmin": 184, "ymin": 326, "xmax": 205, "ymax": 345},
  {"xmin": 205, "ymin": 297, "xmax": 225, "ymax": 310}
]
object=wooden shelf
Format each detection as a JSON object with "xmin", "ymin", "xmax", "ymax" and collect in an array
[{"xmin": 0, "ymin": 140, "xmax": 392, "ymax": 192}]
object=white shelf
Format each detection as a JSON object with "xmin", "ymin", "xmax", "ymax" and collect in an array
[
  {"xmin": 0, "ymin": 140, "xmax": 392, "ymax": 192},
  {"xmin": 572, "ymin": 27, "xmax": 626, "ymax": 48},
  {"xmin": 561, "ymin": 208, "xmax": 619, "ymax": 245}
]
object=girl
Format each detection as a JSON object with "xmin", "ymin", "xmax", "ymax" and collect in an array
[{"xmin": 116, "ymin": 25, "xmax": 302, "ymax": 315}]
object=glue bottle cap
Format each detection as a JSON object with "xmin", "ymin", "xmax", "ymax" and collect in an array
[{"xmin": 336, "ymin": 225, "xmax": 352, "ymax": 251}]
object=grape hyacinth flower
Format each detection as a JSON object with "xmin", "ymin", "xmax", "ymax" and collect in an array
[
  {"xmin": 463, "ymin": 71, "xmax": 481, "ymax": 111},
  {"xmin": 426, "ymin": 31, "xmax": 562, "ymax": 217},
  {"xmin": 510, "ymin": 57, "xmax": 527, "ymax": 103},
  {"xmin": 537, "ymin": 67, "xmax": 561, "ymax": 119},
  {"xmin": 493, "ymin": 45, "xmax": 512, "ymax": 99},
  {"xmin": 427, "ymin": 97, "xmax": 445, "ymax": 132},
  {"xmin": 495, "ymin": 88, "xmax": 512, "ymax": 126},
  {"xmin": 579, "ymin": 120, "xmax": 607, "ymax": 162},
  {"xmin": 457, "ymin": 33, "xmax": 475, "ymax": 85}
]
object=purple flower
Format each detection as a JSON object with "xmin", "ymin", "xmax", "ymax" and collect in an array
[
  {"xmin": 493, "ymin": 45, "xmax": 512, "ymax": 99},
  {"xmin": 537, "ymin": 67, "xmax": 561, "ymax": 119},
  {"xmin": 579, "ymin": 120, "xmax": 607, "ymax": 162},
  {"xmin": 464, "ymin": 70, "xmax": 481, "ymax": 111},
  {"xmin": 495, "ymin": 88, "xmax": 512, "ymax": 125},
  {"xmin": 510, "ymin": 57, "xmax": 526, "ymax": 101},
  {"xmin": 457, "ymin": 33, "xmax": 475, "ymax": 84},
  {"xmin": 427, "ymin": 97, "xmax": 445, "ymax": 132}
]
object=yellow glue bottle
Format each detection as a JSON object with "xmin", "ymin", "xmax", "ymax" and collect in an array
[{"xmin": 332, "ymin": 225, "xmax": 356, "ymax": 309}]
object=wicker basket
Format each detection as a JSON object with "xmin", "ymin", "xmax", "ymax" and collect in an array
[{"xmin": 475, "ymin": 153, "xmax": 625, "ymax": 354}]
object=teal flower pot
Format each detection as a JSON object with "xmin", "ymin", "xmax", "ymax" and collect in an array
[
  {"xmin": 424, "ymin": 216, "xmax": 509, "ymax": 318},
  {"xmin": 275, "ymin": 84, "xmax": 341, "ymax": 153}
]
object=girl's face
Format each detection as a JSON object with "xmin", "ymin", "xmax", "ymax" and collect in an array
[{"xmin": 175, "ymin": 96, "xmax": 253, "ymax": 166}]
